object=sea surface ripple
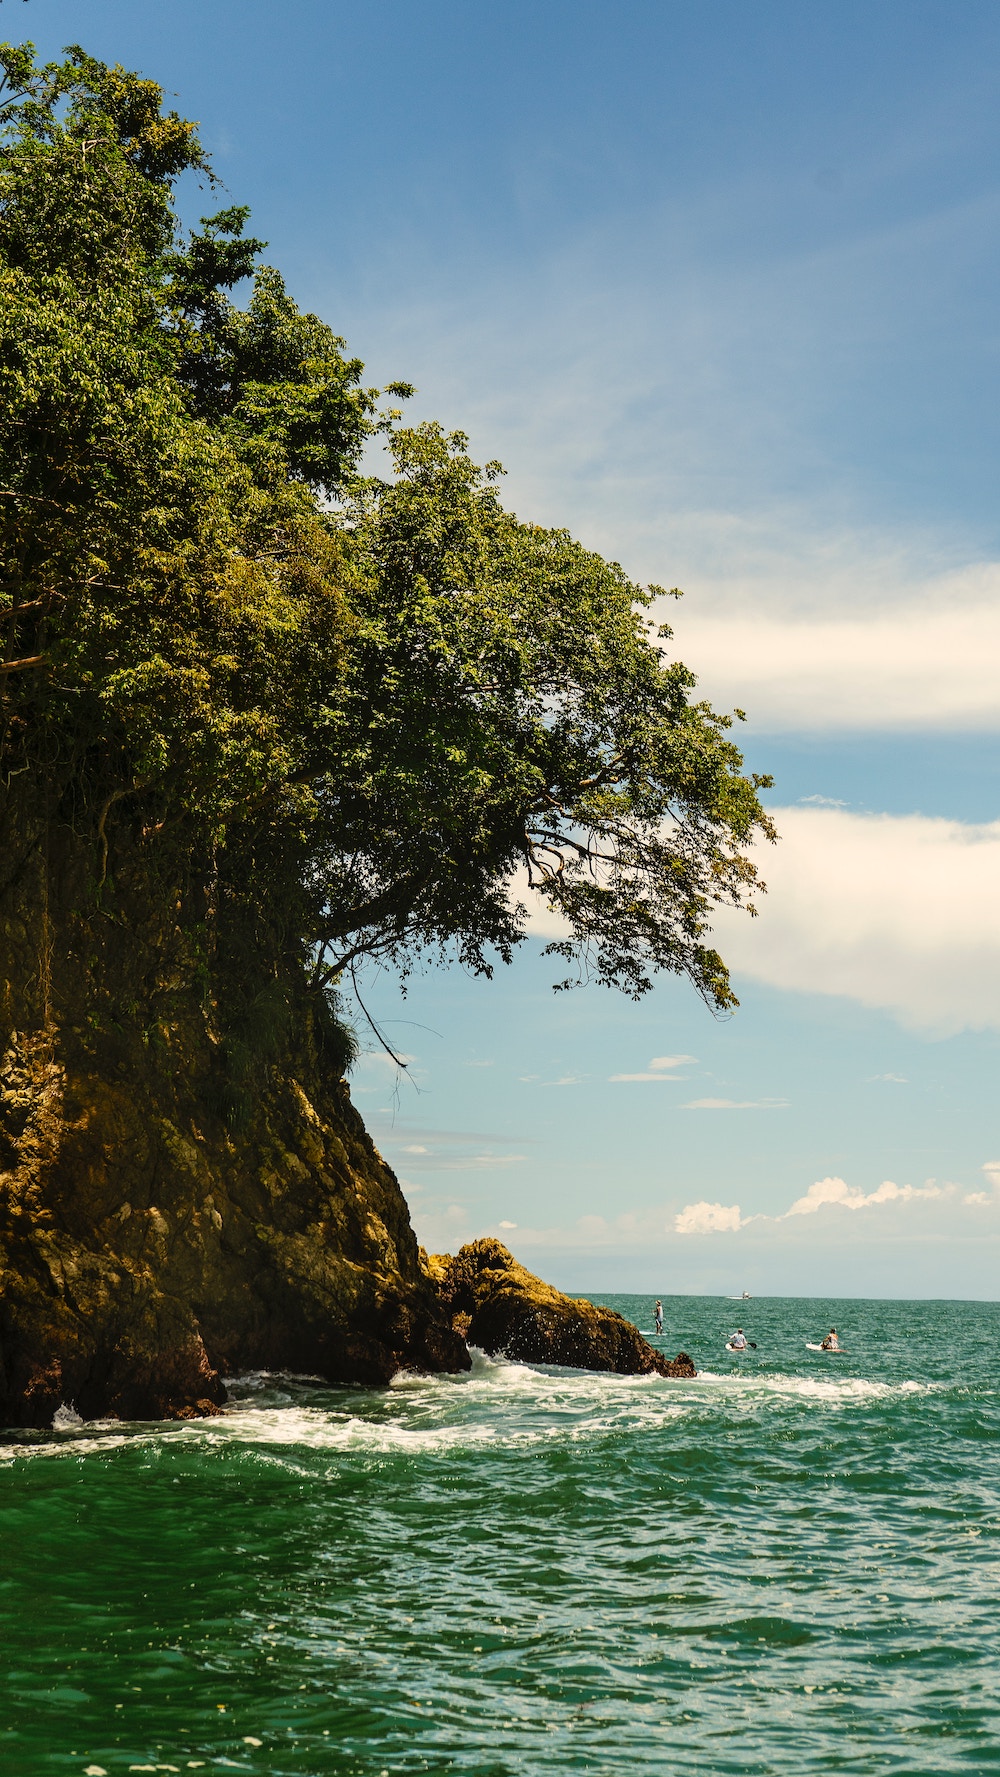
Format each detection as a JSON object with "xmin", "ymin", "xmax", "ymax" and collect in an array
[{"xmin": 3, "ymin": 1294, "xmax": 999, "ymax": 1775}]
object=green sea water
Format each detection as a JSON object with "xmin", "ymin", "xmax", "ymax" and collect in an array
[{"xmin": 3, "ymin": 1294, "xmax": 999, "ymax": 1776}]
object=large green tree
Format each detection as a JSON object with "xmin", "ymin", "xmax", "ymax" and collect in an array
[{"xmin": 0, "ymin": 40, "xmax": 773, "ymax": 1040}]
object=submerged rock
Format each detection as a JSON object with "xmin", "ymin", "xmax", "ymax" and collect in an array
[{"xmin": 427, "ymin": 1240, "xmax": 697, "ymax": 1378}]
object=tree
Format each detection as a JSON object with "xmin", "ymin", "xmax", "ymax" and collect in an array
[
  {"xmin": 0, "ymin": 40, "xmax": 774, "ymax": 1048},
  {"xmin": 0, "ymin": 38, "xmax": 776, "ymax": 1422}
]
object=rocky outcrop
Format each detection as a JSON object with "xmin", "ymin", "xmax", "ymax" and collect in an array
[
  {"xmin": 0, "ymin": 811, "xmax": 470, "ymax": 1430},
  {"xmin": 0, "ymin": 805, "xmax": 688, "ymax": 1429},
  {"xmin": 428, "ymin": 1239, "xmax": 697, "ymax": 1377},
  {"xmin": 0, "ymin": 1026, "xmax": 470, "ymax": 1427}
]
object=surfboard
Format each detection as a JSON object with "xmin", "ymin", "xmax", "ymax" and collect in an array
[{"xmin": 806, "ymin": 1342, "xmax": 846, "ymax": 1354}]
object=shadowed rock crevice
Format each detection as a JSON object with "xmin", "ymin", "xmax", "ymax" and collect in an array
[{"xmin": 426, "ymin": 1239, "xmax": 697, "ymax": 1378}]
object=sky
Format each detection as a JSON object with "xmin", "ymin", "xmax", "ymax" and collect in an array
[{"xmin": 16, "ymin": 0, "xmax": 1000, "ymax": 1296}]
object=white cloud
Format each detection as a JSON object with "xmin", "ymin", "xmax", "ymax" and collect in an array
[
  {"xmin": 969, "ymin": 1162, "xmax": 1000, "ymax": 1203},
  {"xmin": 434, "ymin": 1162, "xmax": 1000, "ymax": 1262},
  {"xmin": 670, "ymin": 568, "xmax": 1000, "ymax": 732},
  {"xmin": 782, "ymin": 1175, "xmax": 943, "ymax": 1217},
  {"xmin": 682, "ymin": 1097, "xmax": 788, "ymax": 1111},
  {"xmin": 716, "ymin": 805, "xmax": 1000, "ymax": 1035},
  {"xmin": 675, "ymin": 1200, "xmax": 745, "ymax": 1235},
  {"xmin": 674, "ymin": 1172, "xmax": 949, "ymax": 1237},
  {"xmin": 870, "ymin": 1074, "xmax": 908, "ymax": 1084}
]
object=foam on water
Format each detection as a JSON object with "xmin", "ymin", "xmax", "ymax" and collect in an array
[
  {"xmin": 1, "ymin": 1341, "xmax": 947, "ymax": 1470},
  {"xmin": 3, "ymin": 1293, "xmax": 1000, "ymax": 1776}
]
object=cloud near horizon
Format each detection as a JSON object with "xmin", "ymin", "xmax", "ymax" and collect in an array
[
  {"xmin": 673, "ymin": 1173, "xmax": 947, "ymax": 1236},
  {"xmin": 783, "ymin": 1176, "xmax": 943, "ymax": 1216},
  {"xmin": 412, "ymin": 1165, "xmax": 1000, "ymax": 1257}
]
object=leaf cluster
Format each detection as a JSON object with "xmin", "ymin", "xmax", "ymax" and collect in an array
[{"xmin": 0, "ymin": 40, "xmax": 774, "ymax": 1017}]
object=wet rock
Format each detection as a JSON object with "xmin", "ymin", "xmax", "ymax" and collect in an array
[{"xmin": 429, "ymin": 1240, "xmax": 697, "ymax": 1377}]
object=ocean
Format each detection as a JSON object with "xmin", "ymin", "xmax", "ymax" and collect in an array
[{"xmin": 3, "ymin": 1293, "xmax": 999, "ymax": 1775}]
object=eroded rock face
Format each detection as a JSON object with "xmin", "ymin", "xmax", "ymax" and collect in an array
[
  {"xmin": 0, "ymin": 809, "xmax": 470, "ymax": 1427},
  {"xmin": 428, "ymin": 1239, "xmax": 697, "ymax": 1378},
  {"xmin": 0, "ymin": 1028, "xmax": 470, "ymax": 1427}
]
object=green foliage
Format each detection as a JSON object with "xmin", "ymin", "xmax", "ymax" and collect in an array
[{"xmin": 0, "ymin": 39, "xmax": 774, "ymax": 1023}]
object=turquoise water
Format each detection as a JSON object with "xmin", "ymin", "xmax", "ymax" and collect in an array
[{"xmin": 3, "ymin": 1294, "xmax": 1000, "ymax": 1776}]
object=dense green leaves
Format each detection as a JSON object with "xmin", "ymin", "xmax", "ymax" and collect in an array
[{"xmin": 0, "ymin": 39, "xmax": 773, "ymax": 1014}]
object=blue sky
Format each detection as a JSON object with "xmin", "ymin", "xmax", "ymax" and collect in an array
[{"xmin": 19, "ymin": 0, "xmax": 1000, "ymax": 1295}]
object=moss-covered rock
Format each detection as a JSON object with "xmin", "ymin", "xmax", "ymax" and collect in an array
[
  {"xmin": 0, "ymin": 819, "xmax": 470, "ymax": 1429},
  {"xmin": 429, "ymin": 1239, "xmax": 697, "ymax": 1377}
]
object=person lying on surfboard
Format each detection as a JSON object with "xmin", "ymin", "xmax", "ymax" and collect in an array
[{"xmin": 820, "ymin": 1327, "xmax": 840, "ymax": 1351}]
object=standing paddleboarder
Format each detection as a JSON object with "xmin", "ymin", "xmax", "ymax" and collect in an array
[{"xmin": 654, "ymin": 1300, "xmax": 664, "ymax": 1335}]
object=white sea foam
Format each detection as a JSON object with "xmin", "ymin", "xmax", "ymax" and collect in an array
[{"xmin": 0, "ymin": 1347, "xmax": 942, "ymax": 1465}]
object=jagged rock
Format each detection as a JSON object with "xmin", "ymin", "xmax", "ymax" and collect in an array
[
  {"xmin": 0, "ymin": 1026, "xmax": 471, "ymax": 1427},
  {"xmin": 0, "ymin": 815, "xmax": 470, "ymax": 1427},
  {"xmin": 428, "ymin": 1239, "xmax": 697, "ymax": 1377}
]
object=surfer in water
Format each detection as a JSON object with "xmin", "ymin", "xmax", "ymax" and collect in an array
[
  {"xmin": 654, "ymin": 1301, "xmax": 663, "ymax": 1334},
  {"xmin": 821, "ymin": 1327, "xmax": 840, "ymax": 1351},
  {"xmin": 729, "ymin": 1328, "xmax": 748, "ymax": 1351}
]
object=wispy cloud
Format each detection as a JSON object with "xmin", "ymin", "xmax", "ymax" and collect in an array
[
  {"xmin": 682, "ymin": 1097, "xmax": 788, "ymax": 1111},
  {"xmin": 610, "ymin": 1053, "xmax": 695, "ymax": 1083},
  {"xmin": 403, "ymin": 1151, "xmax": 527, "ymax": 1173}
]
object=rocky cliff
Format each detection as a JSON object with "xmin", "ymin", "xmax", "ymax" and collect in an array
[
  {"xmin": 0, "ymin": 807, "xmax": 469, "ymax": 1428},
  {"xmin": 0, "ymin": 809, "xmax": 689, "ymax": 1429}
]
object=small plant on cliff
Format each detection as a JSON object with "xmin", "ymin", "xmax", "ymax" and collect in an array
[{"xmin": 0, "ymin": 39, "xmax": 773, "ymax": 1060}]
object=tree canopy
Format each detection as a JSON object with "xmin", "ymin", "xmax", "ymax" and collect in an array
[{"xmin": 0, "ymin": 39, "xmax": 774, "ymax": 1023}]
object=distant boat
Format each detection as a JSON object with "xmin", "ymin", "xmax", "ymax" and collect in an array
[{"xmin": 728, "ymin": 1291, "xmax": 752, "ymax": 1300}]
